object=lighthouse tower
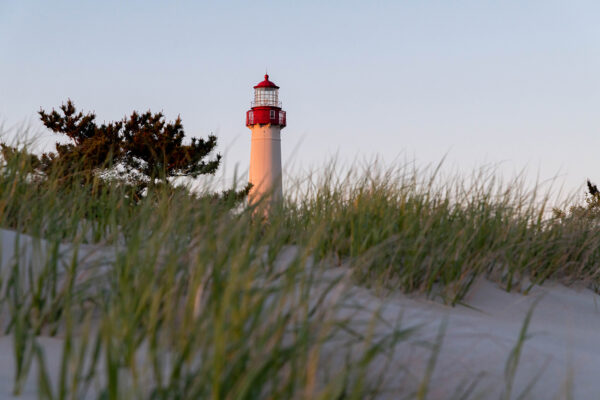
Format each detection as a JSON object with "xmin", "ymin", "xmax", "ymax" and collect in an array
[{"xmin": 246, "ymin": 74, "xmax": 287, "ymax": 205}]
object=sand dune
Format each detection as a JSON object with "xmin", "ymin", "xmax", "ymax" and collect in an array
[{"xmin": 1, "ymin": 230, "xmax": 599, "ymax": 399}]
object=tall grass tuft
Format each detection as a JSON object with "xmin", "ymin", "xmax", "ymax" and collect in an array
[{"xmin": 284, "ymin": 161, "xmax": 600, "ymax": 304}]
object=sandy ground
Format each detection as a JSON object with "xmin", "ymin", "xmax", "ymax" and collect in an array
[
  {"xmin": 340, "ymin": 277, "xmax": 600, "ymax": 399},
  {"xmin": 1, "ymin": 230, "xmax": 599, "ymax": 399}
]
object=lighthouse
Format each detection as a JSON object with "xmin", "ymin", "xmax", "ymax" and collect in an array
[{"xmin": 246, "ymin": 74, "xmax": 287, "ymax": 205}]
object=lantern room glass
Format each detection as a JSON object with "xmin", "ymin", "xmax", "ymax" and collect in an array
[{"xmin": 253, "ymin": 87, "xmax": 280, "ymax": 107}]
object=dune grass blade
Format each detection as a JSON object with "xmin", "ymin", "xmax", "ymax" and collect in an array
[{"xmin": 501, "ymin": 298, "xmax": 540, "ymax": 400}]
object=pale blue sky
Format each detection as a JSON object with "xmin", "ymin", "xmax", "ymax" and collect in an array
[{"xmin": 1, "ymin": 1, "xmax": 599, "ymax": 199}]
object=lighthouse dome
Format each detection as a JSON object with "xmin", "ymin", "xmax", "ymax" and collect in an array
[{"xmin": 254, "ymin": 74, "xmax": 279, "ymax": 89}]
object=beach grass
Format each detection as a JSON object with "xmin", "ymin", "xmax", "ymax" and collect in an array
[
  {"xmin": 0, "ymin": 137, "xmax": 597, "ymax": 398},
  {"xmin": 283, "ymin": 161, "xmax": 600, "ymax": 304}
]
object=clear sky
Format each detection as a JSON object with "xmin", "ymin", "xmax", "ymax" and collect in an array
[{"xmin": 1, "ymin": 1, "xmax": 598, "ymax": 200}]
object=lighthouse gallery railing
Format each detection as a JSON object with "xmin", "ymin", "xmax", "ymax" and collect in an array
[{"xmin": 251, "ymin": 100, "xmax": 283, "ymax": 108}]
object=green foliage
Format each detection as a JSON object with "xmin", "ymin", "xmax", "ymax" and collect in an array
[
  {"xmin": 1, "ymin": 101, "xmax": 253, "ymax": 210},
  {"xmin": 553, "ymin": 179, "xmax": 600, "ymax": 220},
  {"xmin": 2, "ymin": 100, "xmax": 223, "ymax": 192}
]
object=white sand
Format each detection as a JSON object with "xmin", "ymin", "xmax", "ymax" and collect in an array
[
  {"xmin": 1, "ymin": 230, "xmax": 599, "ymax": 399},
  {"xmin": 339, "ymin": 277, "xmax": 600, "ymax": 399}
]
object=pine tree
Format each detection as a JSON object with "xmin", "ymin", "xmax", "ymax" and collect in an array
[
  {"xmin": 36, "ymin": 100, "xmax": 223, "ymax": 188},
  {"xmin": 1, "ymin": 100, "xmax": 250, "ymax": 201}
]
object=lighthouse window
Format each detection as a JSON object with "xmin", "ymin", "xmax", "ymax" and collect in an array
[{"xmin": 270, "ymin": 110, "xmax": 276, "ymax": 119}]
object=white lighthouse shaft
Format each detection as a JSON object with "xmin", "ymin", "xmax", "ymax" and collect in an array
[{"xmin": 249, "ymin": 124, "xmax": 282, "ymax": 204}]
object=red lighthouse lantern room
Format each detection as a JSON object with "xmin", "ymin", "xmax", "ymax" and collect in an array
[{"xmin": 246, "ymin": 74, "xmax": 286, "ymax": 128}]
